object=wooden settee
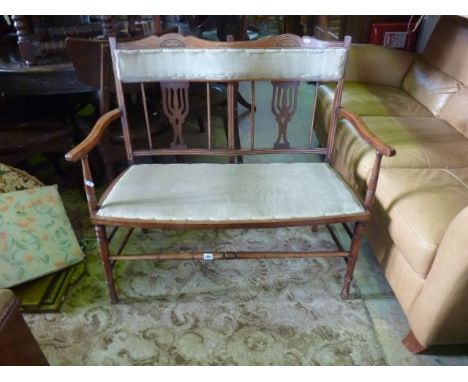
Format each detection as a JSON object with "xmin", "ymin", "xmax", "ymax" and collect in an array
[{"xmin": 65, "ymin": 33, "xmax": 395, "ymax": 303}]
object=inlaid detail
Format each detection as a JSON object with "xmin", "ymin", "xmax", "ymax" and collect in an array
[
  {"xmin": 271, "ymin": 81, "xmax": 300, "ymax": 148},
  {"xmin": 160, "ymin": 38, "xmax": 186, "ymax": 48},
  {"xmin": 274, "ymin": 36, "xmax": 303, "ymax": 48},
  {"xmin": 161, "ymin": 81, "xmax": 190, "ymax": 149}
]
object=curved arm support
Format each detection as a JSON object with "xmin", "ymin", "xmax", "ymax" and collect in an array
[
  {"xmin": 338, "ymin": 108, "xmax": 396, "ymax": 157},
  {"xmin": 65, "ymin": 108, "xmax": 122, "ymax": 162}
]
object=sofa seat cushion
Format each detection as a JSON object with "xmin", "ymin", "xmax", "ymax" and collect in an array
[
  {"xmin": 331, "ymin": 116, "xmax": 468, "ymax": 191},
  {"xmin": 375, "ymin": 167, "xmax": 468, "ymax": 277},
  {"xmin": 96, "ymin": 163, "xmax": 365, "ymax": 223},
  {"xmin": 317, "ymin": 83, "xmax": 433, "ymax": 131}
]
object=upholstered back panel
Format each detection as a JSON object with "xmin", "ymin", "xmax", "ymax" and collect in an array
[
  {"xmin": 422, "ymin": 16, "xmax": 468, "ymax": 85},
  {"xmin": 440, "ymin": 85, "xmax": 468, "ymax": 139},
  {"xmin": 113, "ymin": 48, "xmax": 348, "ymax": 82},
  {"xmin": 108, "ymin": 34, "xmax": 351, "ymax": 164},
  {"xmin": 402, "ymin": 60, "xmax": 461, "ymax": 117}
]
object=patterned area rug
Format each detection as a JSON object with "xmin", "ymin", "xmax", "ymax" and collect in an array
[{"xmin": 25, "ymin": 226, "xmax": 386, "ymax": 365}]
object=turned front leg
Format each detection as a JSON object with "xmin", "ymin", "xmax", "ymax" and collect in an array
[
  {"xmin": 341, "ymin": 221, "xmax": 366, "ymax": 298},
  {"xmin": 95, "ymin": 225, "xmax": 118, "ymax": 304}
]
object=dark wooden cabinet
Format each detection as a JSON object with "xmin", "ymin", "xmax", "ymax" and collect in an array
[{"xmin": 0, "ymin": 296, "xmax": 49, "ymax": 365}]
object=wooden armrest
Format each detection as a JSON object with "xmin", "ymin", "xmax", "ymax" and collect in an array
[
  {"xmin": 65, "ymin": 109, "xmax": 121, "ymax": 162},
  {"xmin": 338, "ymin": 108, "xmax": 396, "ymax": 157}
]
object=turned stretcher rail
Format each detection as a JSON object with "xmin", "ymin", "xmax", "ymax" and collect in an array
[{"xmin": 110, "ymin": 251, "xmax": 349, "ymax": 262}]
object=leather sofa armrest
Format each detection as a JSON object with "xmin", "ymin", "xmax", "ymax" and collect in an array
[
  {"xmin": 344, "ymin": 44, "xmax": 417, "ymax": 88},
  {"xmin": 407, "ymin": 206, "xmax": 468, "ymax": 347}
]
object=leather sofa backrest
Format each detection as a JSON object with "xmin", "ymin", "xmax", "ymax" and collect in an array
[
  {"xmin": 402, "ymin": 59, "xmax": 461, "ymax": 117},
  {"xmin": 440, "ymin": 85, "xmax": 468, "ymax": 139},
  {"xmin": 344, "ymin": 44, "xmax": 416, "ymax": 87},
  {"xmin": 422, "ymin": 16, "xmax": 468, "ymax": 86}
]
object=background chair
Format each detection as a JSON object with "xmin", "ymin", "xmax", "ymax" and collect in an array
[
  {"xmin": 67, "ymin": 35, "xmax": 239, "ymax": 175},
  {"xmin": 0, "ymin": 93, "xmax": 76, "ymax": 178},
  {"xmin": 66, "ymin": 37, "xmax": 171, "ymax": 181}
]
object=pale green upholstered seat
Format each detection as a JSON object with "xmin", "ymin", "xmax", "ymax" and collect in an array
[{"xmin": 96, "ymin": 163, "xmax": 365, "ymax": 222}]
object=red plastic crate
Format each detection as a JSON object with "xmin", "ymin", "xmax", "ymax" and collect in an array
[{"xmin": 369, "ymin": 22, "xmax": 418, "ymax": 51}]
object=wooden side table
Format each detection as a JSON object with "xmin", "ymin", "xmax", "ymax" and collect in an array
[{"xmin": 0, "ymin": 290, "xmax": 48, "ymax": 365}]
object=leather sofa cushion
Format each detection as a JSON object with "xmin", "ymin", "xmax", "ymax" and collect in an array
[
  {"xmin": 402, "ymin": 60, "xmax": 461, "ymax": 117},
  {"xmin": 422, "ymin": 16, "xmax": 468, "ymax": 85},
  {"xmin": 440, "ymin": 85, "xmax": 468, "ymax": 139},
  {"xmin": 318, "ymin": 83, "xmax": 432, "ymax": 131},
  {"xmin": 375, "ymin": 167, "xmax": 468, "ymax": 277},
  {"xmin": 331, "ymin": 116, "xmax": 468, "ymax": 192}
]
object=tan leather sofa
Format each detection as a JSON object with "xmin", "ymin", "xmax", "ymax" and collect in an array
[{"xmin": 315, "ymin": 15, "xmax": 468, "ymax": 351}]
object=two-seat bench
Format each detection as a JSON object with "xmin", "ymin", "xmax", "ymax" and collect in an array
[{"xmin": 66, "ymin": 33, "xmax": 395, "ymax": 304}]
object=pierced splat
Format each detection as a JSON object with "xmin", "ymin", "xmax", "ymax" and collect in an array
[
  {"xmin": 161, "ymin": 81, "xmax": 190, "ymax": 149},
  {"xmin": 271, "ymin": 81, "xmax": 300, "ymax": 149}
]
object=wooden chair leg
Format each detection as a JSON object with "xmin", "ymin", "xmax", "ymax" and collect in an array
[
  {"xmin": 197, "ymin": 116, "xmax": 205, "ymax": 133},
  {"xmin": 403, "ymin": 331, "xmax": 428, "ymax": 353},
  {"xmin": 237, "ymin": 91, "xmax": 253, "ymax": 111},
  {"xmin": 95, "ymin": 225, "xmax": 118, "ymax": 304},
  {"xmin": 234, "ymin": 125, "xmax": 243, "ymax": 164},
  {"xmin": 98, "ymin": 130, "xmax": 116, "ymax": 184},
  {"xmin": 340, "ymin": 221, "xmax": 366, "ymax": 298},
  {"xmin": 232, "ymin": 89, "xmax": 244, "ymax": 164},
  {"xmin": 222, "ymin": 116, "xmax": 229, "ymax": 139},
  {"xmin": 222, "ymin": 116, "xmax": 236, "ymax": 164}
]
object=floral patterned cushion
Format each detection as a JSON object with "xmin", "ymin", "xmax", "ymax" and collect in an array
[{"xmin": 0, "ymin": 185, "xmax": 84, "ymax": 288}]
